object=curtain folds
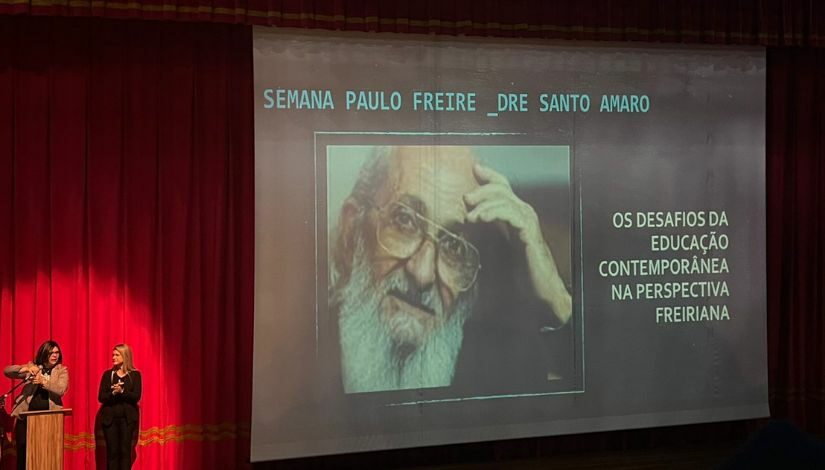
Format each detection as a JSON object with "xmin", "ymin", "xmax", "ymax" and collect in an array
[
  {"xmin": 0, "ymin": 8, "xmax": 824, "ymax": 470},
  {"xmin": 766, "ymin": 46, "xmax": 825, "ymax": 434},
  {"xmin": 0, "ymin": 16, "xmax": 254, "ymax": 469},
  {"xmin": 1, "ymin": 0, "xmax": 825, "ymax": 47}
]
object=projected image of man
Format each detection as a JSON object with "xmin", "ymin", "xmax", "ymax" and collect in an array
[{"xmin": 330, "ymin": 146, "xmax": 572, "ymax": 393}]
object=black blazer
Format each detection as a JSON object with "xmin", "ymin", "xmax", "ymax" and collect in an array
[{"xmin": 98, "ymin": 369, "xmax": 142, "ymax": 426}]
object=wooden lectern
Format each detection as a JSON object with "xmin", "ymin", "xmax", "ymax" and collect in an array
[{"xmin": 19, "ymin": 408, "xmax": 72, "ymax": 470}]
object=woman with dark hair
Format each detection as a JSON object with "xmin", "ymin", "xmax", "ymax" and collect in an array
[
  {"xmin": 98, "ymin": 344, "xmax": 142, "ymax": 469},
  {"xmin": 3, "ymin": 340, "xmax": 69, "ymax": 470}
]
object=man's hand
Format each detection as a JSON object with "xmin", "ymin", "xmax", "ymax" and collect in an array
[{"xmin": 464, "ymin": 163, "xmax": 572, "ymax": 326}]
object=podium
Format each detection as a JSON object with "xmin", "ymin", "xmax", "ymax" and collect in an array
[{"xmin": 19, "ymin": 408, "xmax": 72, "ymax": 470}]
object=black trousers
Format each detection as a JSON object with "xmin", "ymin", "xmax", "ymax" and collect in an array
[
  {"xmin": 102, "ymin": 416, "xmax": 137, "ymax": 470},
  {"xmin": 14, "ymin": 418, "xmax": 26, "ymax": 470}
]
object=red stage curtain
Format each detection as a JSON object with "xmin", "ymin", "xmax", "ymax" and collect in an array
[
  {"xmin": 767, "ymin": 46, "xmax": 825, "ymax": 434},
  {"xmin": 2, "ymin": 8, "xmax": 825, "ymax": 470},
  {"xmin": 1, "ymin": 0, "xmax": 825, "ymax": 47},
  {"xmin": 0, "ymin": 16, "xmax": 254, "ymax": 469}
]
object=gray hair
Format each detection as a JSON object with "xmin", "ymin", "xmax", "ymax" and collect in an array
[
  {"xmin": 330, "ymin": 146, "xmax": 394, "ymax": 292},
  {"xmin": 347, "ymin": 146, "xmax": 393, "ymax": 211}
]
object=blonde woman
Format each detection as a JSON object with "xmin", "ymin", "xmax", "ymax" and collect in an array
[{"xmin": 98, "ymin": 344, "xmax": 142, "ymax": 469}]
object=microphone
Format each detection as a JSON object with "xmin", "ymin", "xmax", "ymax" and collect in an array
[{"xmin": 24, "ymin": 365, "xmax": 43, "ymax": 382}]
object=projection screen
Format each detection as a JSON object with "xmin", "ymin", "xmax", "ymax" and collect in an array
[{"xmin": 251, "ymin": 28, "xmax": 768, "ymax": 462}]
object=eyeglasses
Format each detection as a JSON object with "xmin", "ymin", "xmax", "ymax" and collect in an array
[{"xmin": 375, "ymin": 201, "xmax": 481, "ymax": 291}]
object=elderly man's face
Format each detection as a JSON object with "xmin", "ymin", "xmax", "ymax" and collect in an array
[{"xmin": 365, "ymin": 146, "xmax": 480, "ymax": 347}]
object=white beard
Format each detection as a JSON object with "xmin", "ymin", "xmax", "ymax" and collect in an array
[{"xmin": 335, "ymin": 240, "xmax": 475, "ymax": 394}]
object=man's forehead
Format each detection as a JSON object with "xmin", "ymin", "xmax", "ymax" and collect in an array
[{"xmin": 377, "ymin": 146, "xmax": 479, "ymax": 220}]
